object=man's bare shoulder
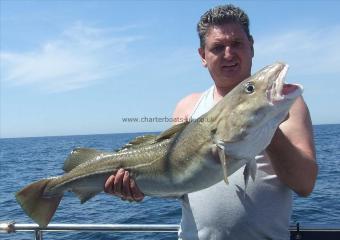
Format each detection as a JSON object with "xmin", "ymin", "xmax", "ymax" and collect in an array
[{"xmin": 173, "ymin": 93, "xmax": 202, "ymax": 121}]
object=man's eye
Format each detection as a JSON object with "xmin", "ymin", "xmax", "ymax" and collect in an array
[
  {"xmin": 231, "ymin": 41, "xmax": 242, "ymax": 47},
  {"xmin": 212, "ymin": 45, "xmax": 224, "ymax": 52}
]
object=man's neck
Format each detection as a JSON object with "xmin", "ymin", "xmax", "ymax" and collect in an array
[
  {"xmin": 213, "ymin": 73, "xmax": 251, "ymax": 102},
  {"xmin": 213, "ymin": 86, "xmax": 234, "ymax": 102}
]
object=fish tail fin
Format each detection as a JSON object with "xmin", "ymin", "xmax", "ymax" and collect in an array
[{"xmin": 15, "ymin": 179, "xmax": 63, "ymax": 227}]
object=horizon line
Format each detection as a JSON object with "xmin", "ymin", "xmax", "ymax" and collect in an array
[{"xmin": 1, "ymin": 123, "xmax": 339, "ymax": 140}]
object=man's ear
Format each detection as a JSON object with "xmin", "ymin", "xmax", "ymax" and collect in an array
[{"xmin": 198, "ymin": 48, "xmax": 207, "ymax": 67}]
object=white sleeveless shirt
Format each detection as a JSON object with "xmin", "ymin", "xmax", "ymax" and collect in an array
[{"xmin": 178, "ymin": 86, "xmax": 292, "ymax": 240}]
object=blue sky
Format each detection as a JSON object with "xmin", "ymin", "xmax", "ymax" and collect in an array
[{"xmin": 1, "ymin": 0, "xmax": 339, "ymax": 138}]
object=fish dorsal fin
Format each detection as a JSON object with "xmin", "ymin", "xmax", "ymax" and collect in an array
[
  {"xmin": 129, "ymin": 135, "xmax": 157, "ymax": 144},
  {"xmin": 115, "ymin": 135, "xmax": 158, "ymax": 152},
  {"xmin": 115, "ymin": 122, "xmax": 189, "ymax": 153},
  {"xmin": 63, "ymin": 148, "xmax": 111, "ymax": 172},
  {"xmin": 156, "ymin": 121, "xmax": 189, "ymax": 141}
]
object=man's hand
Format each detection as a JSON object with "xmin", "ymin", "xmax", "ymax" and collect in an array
[{"xmin": 104, "ymin": 168, "xmax": 144, "ymax": 202}]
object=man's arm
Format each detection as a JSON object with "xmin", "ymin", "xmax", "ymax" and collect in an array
[
  {"xmin": 173, "ymin": 93, "xmax": 202, "ymax": 124},
  {"xmin": 266, "ymin": 96, "xmax": 318, "ymax": 197}
]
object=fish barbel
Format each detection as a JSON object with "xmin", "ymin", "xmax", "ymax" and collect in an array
[{"xmin": 16, "ymin": 62, "xmax": 303, "ymax": 227}]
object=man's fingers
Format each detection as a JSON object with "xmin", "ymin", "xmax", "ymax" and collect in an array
[
  {"xmin": 130, "ymin": 178, "xmax": 144, "ymax": 201},
  {"xmin": 113, "ymin": 169, "xmax": 124, "ymax": 196},
  {"xmin": 104, "ymin": 175, "xmax": 115, "ymax": 194},
  {"xmin": 122, "ymin": 171, "xmax": 133, "ymax": 201},
  {"xmin": 104, "ymin": 169, "xmax": 144, "ymax": 202}
]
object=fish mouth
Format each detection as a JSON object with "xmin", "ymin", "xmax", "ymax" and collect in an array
[{"xmin": 267, "ymin": 63, "xmax": 303, "ymax": 104}]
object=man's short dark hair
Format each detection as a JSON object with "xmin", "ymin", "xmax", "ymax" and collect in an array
[{"xmin": 197, "ymin": 4, "xmax": 252, "ymax": 48}]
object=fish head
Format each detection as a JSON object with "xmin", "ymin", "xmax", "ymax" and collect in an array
[
  {"xmin": 238, "ymin": 62, "xmax": 302, "ymax": 124},
  {"xmin": 211, "ymin": 62, "xmax": 303, "ymax": 160}
]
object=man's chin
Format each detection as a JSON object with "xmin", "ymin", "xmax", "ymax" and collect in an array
[
  {"xmin": 214, "ymin": 78, "xmax": 242, "ymax": 91},
  {"xmin": 220, "ymin": 73, "xmax": 244, "ymax": 83}
]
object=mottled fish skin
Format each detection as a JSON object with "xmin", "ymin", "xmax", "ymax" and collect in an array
[{"xmin": 15, "ymin": 62, "xmax": 303, "ymax": 227}]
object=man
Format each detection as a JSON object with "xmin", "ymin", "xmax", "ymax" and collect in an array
[{"xmin": 104, "ymin": 4, "xmax": 318, "ymax": 239}]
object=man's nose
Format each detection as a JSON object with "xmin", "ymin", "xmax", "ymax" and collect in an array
[{"xmin": 223, "ymin": 46, "xmax": 234, "ymax": 60}]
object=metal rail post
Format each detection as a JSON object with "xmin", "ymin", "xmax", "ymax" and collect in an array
[{"xmin": 34, "ymin": 229, "xmax": 43, "ymax": 240}]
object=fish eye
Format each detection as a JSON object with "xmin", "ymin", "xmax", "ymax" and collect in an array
[{"xmin": 244, "ymin": 82, "xmax": 255, "ymax": 94}]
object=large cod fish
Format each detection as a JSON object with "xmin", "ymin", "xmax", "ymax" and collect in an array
[{"xmin": 16, "ymin": 62, "xmax": 302, "ymax": 227}]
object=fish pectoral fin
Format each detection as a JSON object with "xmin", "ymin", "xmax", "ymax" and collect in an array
[
  {"xmin": 243, "ymin": 158, "xmax": 257, "ymax": 193},
  {"xmin": 63, "ymin": 148, "xmax": 111, "ymax": 172},
  {"xmin": 73, "ymin": 188, "xmax": 101, "ymax": 204},
  {"xmin": 215, "ymin": 141, "xmax": 229, "ymax": 185},
  {"xmin": 156, "ymin": 121, "xmax": 189, "ymax": 141}
]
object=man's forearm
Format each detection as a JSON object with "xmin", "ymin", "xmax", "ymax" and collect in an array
[{"xmin": 266, "ymin": 128, "xmax": 318, "ymax": 197}]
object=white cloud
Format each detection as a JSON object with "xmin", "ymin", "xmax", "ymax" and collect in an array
[
  {"xmin": 0, "ymin": 22, "xmax": 143, "ymax": 92},
  {"xmin": 253, "ymin": 25, "xmax": 340, "ymax": 76}
]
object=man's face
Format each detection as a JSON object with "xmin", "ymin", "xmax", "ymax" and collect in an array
[{"xmin": 199, "ymin": 23, "xmax": 254, "ymax": 91}]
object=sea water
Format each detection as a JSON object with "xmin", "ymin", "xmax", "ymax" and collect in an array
[{"xmin": 1, "ymin": 125, "xmax": 339, "ymax": 239}]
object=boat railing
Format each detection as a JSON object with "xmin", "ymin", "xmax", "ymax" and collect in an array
[
  {"xmin": 1, "ymin": 222, "xmax": 178, "ymax": 240},
  {"xmin": 1, "ymin": 221, "xmax": 340, "ymax": 240}
]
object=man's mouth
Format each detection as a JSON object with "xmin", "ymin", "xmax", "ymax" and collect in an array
[{"xmin": 222, "ymin": 62, "xmax": 238, "ymax": 69}]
